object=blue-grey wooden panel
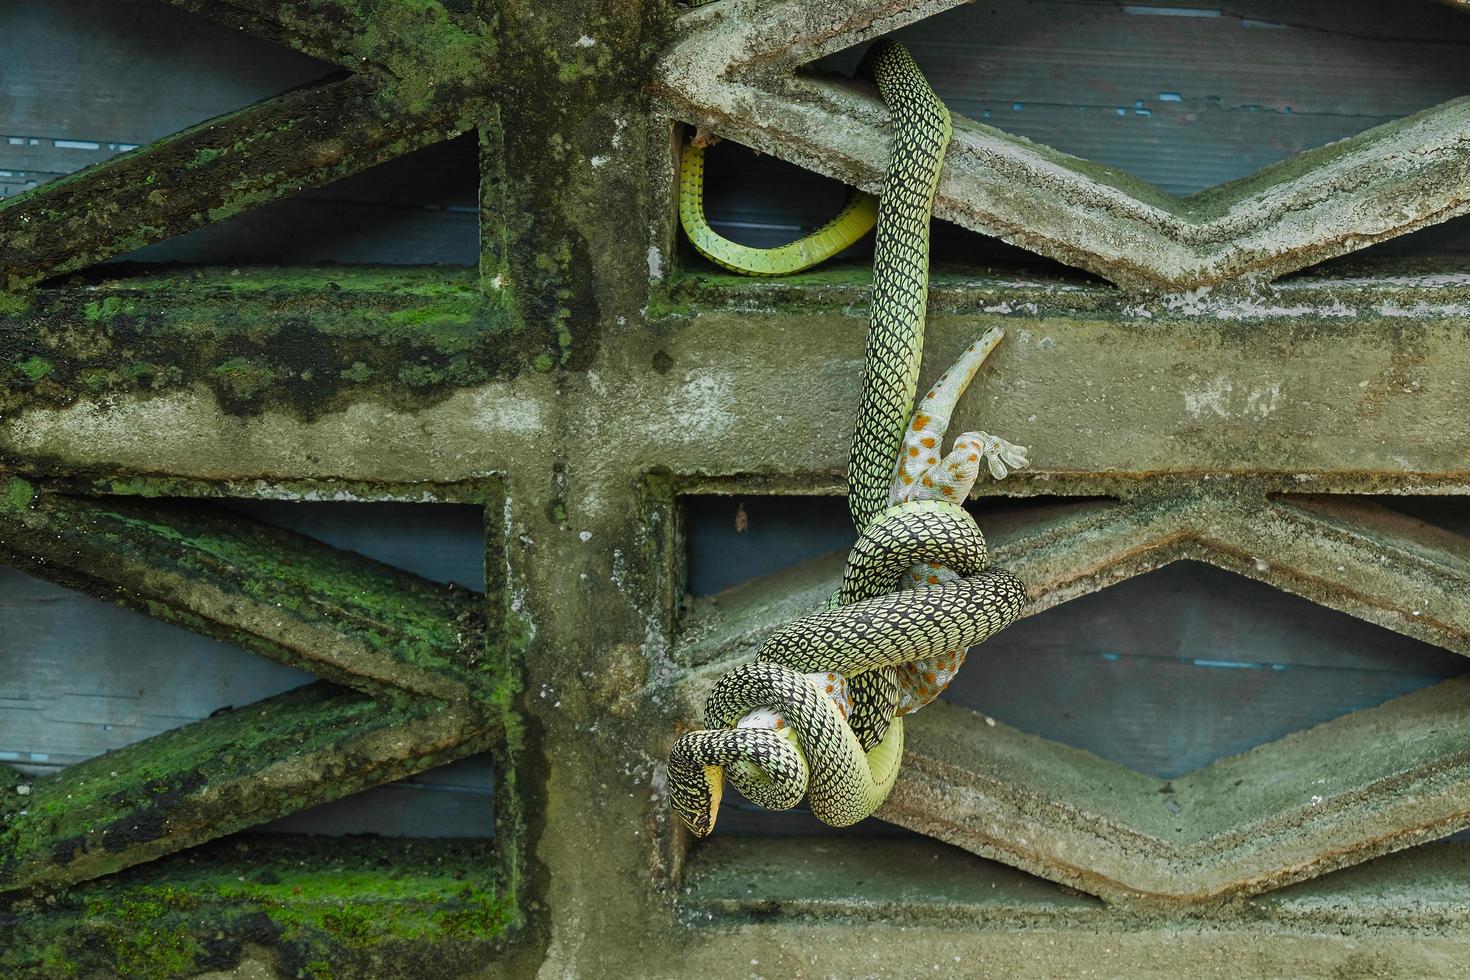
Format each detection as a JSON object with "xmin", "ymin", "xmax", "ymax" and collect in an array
[
  {"xmin": 0, "ymin": 563, "xmax": 310, "ymax": 773},
  {"xmin": 0, "ymin": 0, "xmax": 329, "ymax": 199},
  {"xmin": 820, "ymin": 0, "xmax": 1470, "ymax": 198},
  {"xmin": 1, "ymin": 501, "xmax": 493, "ymax": 837},
  {"xmin": 0, "ymin": 0, "xmax": 480, "ymax": 266}
]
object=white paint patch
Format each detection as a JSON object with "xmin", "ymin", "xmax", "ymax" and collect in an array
[
  {"xmin": 579, "ymin": 530, "xmax": 592, "ymax": 542},
  {"xmin": 576, "ymin": 34, "xmax": 597, "ymax": 46},
  {"xmin": 470, "ymin": 388, "xmax": 546, "ymax": 437},
  {"xmin": 646, "ymin": 244, "xmax": 664, "ymax": 281},
  {"xmin": 1184, "ymin": 374, "xmax": 1282, "ymax": 419},
  {"xmin": 1184, "ymin": 375, "xmax": 1232, "ymax": 418},
  {"xmin": 590, "ymin": 155, "xmax": 608, "ymax": 168},
  {"xmin": 663, "ymin": 371, "xmax": 736, "ymax": 443}
]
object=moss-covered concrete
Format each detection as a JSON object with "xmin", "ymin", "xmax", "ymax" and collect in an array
[
  {"xmin": 0, "ymin": 682, "xmax": 501, "ymax": 895},
  {"xmin": 0, "ymin": 836, "xmax": 511, "ymax": 979},
  {"xmin": 0, "ymin": 489, "xmax": 491, "ymax": 700},
  {"xmin": 0, "ymin": 268, "xmax": 525, "ymax": 422}
]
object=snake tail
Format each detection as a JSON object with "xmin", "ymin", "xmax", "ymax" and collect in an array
[{"xmin": 679, "ymin": 139, "xmax": 879, "ymax": 276}]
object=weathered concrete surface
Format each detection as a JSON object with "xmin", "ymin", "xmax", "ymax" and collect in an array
[
  {"xmin": 5, "ymin": 0, "xmax": 1470, "ymax": 975},
  {"xmin": 884, "ymin": 682, "xmax": 1470, "ymax": 906},
  {"xmin": 7, "ymin": 270, "xmax": 1470, "ymax": 486}
]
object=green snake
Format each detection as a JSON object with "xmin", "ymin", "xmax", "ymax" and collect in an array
[{"xmin": 668, "ymin": 41, "xmax": 1029, "ymax": 835}]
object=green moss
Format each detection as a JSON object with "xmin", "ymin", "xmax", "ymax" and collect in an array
[
  {"xmin": 1, "ymin": 268, "xmax": 537, "ymax": 422},
  {"xmin": 186, "ymin": 147, "xmax": 221, "ymax": 169},
  {"xmin": 212, "ymin": 356, "xmax": 277, "ymax": 400},
  {"xmin": 2, "ymin": 477, "xmax": 35, "ymax": 514},
  {"xmin": 83, "ymin": 296, "xmax": 129, "ymax": 321},
  {"xmin": 79, "ymin": 367, "xmax": 115, "ymax": 392},
  {"xmin": 530, "ymin": 351, "xmax": 555, "ymax": 372},
  {"xmin": 0, "ymin": 292, "xmax": 32, "ymax": 315},
  {"xmin": 1, "ymin": 837, "xmax": 511, "ymax": 979},
  {"xmin": 14, "ymin": 356, "xmax": 53, "ymax": 382}
]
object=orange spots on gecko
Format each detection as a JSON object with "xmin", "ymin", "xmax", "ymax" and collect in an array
[
  {"xmin": 922, "ymin": 476, "xmax": 934, "ymax": 487},
  {"xmin": 911, "ymin": 414, "xmax": 930, "ymax": 430},
  {"xmin": 968, "ymin": 454, "xmax": 979, "ymax": 462},
  {"xmin": 927, "ymin": 575, "xmax": 940, "ymax": 584},
  {"xmin": 901, "ymin": 473, "xmax": 913, "ymax": 485},
  {"xmin": 908, "ymin": 446, "xmax": 919, "ymax": 457},
  {"xmin": 920, "ymin": 437, "xmax": 936, "ymax": 448},
  {"xmin": 941, "ymin": 486, "xmax": 954, "ymax": 495}
]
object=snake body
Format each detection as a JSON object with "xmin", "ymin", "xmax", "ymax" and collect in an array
[
  {"xmin": 668, "ymin": 42, "xmax": 1028, "ymax": 836},
  {"xmin": 679, "ymin": 141, "xmax": 878, "ymax": 276}
]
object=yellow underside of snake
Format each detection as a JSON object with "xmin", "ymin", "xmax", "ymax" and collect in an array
[{"xmin": 668, "ymin": 42, "xmax": 1027, "ymax": 835}]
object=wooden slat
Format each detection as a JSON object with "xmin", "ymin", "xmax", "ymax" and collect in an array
[{"xmin": 0, "ymin": 0, "xmax": 329, "ymax": 147}]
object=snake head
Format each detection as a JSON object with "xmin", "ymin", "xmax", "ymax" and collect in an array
[
  {"xmin": 668, "ymin": 753, "xmax": 724, "ymax": 837},
  {"xmin": 974, "ymin": 432, "xmax": 1029, "ymax": 480}
]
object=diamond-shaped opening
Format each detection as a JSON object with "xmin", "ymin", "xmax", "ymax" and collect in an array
[
  {"xmin": 941, "ymin": 560, "xmax": 1470, "ymax": 779},
  {"xmin": 815, "ymin": 0, "xmax": 1470, "ymax": 198},
  {"xmin": 680, "ymin": 493, "xmax": 1111, "ymax": 835},
  {"xmin": 217, "ymin": 499, "xmax": 495, "ymax": 839},
  {"xmin": 1, "ymin": 0, "xmax": 333, "ymax": 202},
  {"xmin": 1, "ymin": 499, "xmax": 493, "ymax": 839},
  {"xmin": 110, "ymin": 134, "xmax": 482, "ymax": 268},
  {"xmin": 679, "ymin": 494, "xmax": 1470, "ymax": 845},
  {"xmin": 676, "ymin": 0, "xmax": 1470, "ymax": 281}
]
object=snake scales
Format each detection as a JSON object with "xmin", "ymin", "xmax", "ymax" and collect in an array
[{"xmin": 668, "ymin": 41, "xmax": 1030, "ymax": 835}]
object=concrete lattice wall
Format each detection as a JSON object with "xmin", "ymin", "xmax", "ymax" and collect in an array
[{"xmin": 3, "ymin": 0, "xmax": 1470, "ymax": 976}]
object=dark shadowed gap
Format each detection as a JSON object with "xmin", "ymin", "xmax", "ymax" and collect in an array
[
  {"xmin": 113, "ymin": 134, "xmax": 482, "ymax": 267},
  {"xmin": 1375, "ymin": 495, "xmax": 1470, "ymax": 538},
  {"xmin": 682, "ymin": 495, "xmax": 1469, "ymax": 837},
  {"xmin": 682, "ymin": 136, "xmax": 1087, "ymax": 277}
]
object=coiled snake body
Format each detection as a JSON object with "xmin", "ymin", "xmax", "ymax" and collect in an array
[{"xmin": 669, "ymin": 41, "xmax": 1029, "ymax": 835}]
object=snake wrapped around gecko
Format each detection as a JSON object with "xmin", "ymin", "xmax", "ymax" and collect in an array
[{"xmin": 668, "ymin": 40, "xmax": 1031, "ymax": 834}]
